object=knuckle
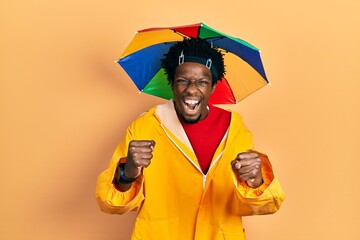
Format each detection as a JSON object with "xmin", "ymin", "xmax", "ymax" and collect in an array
[{"xmin": 237, "ymin": 153, "xmax": 245, "ymax": 159}]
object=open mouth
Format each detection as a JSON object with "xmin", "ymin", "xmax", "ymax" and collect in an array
[{"xmin": 184, "ymin": 99, "xmax": 200, "ymax": 111}]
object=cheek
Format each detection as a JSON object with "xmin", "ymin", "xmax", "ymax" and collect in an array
[
  {"xmin": 172, "ymin": 84, "xmax": 185, "ymax": 94},
  {"xmin": 203, "ymin": 86, "xmax": 216, "ymax": 98},
  {"xmin": 171, "ymin": 84, "xmax": 177, "ymax": 94},
  {"xmin": 171, "ymin": 87, "xmax": 182, "ymax": 99}
]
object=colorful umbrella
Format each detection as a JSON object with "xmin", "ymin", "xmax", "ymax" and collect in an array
[{"xmin": 117, "ymin": 22, "xmax": 269, "ymax": 104}]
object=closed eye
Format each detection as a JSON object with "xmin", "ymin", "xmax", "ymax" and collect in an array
[
  {"xmin": 196, "ymin": 80, "xmax": 210, "ymax": 87},
  {"xmin": 175, "ymin": 79, "xmax": 189, "ymax": 86}
]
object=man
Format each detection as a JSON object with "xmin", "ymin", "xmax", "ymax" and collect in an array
[{"xmin": 96, "ymin": 38, "xmax": 284, "ymax": 239}]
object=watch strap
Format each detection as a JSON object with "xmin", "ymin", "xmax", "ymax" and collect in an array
[{"xmin": 118, "ymin": 163, "xmax": 139, "ymax": 184}]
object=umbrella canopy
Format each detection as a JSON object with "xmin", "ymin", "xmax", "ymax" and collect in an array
[{"xmin": 117, "ymin": 22, "xmax": 269, "ymax": 104}]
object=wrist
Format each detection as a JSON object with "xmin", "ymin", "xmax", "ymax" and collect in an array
[
  {"xmin": 246, "ymin": 176, "xmax": 263, "ymax": 188},
  {"xmin": 118, "ymin": 163, "xmax": 139, "ymax": 184}
]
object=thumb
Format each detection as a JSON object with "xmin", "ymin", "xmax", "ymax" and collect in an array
[{"xmin": 231, "ymin": 160, "xmax": 241, "ymax": 170}]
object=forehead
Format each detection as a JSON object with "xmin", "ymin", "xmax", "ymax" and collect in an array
[{"xmin": 174, "ymin": 62, "xmax": 212, "ymax": 79}]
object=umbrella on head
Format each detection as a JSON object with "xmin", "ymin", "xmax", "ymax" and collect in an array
[{"xmin": 117, "ymin": 22, "xmax": 269, "ymax": 104}]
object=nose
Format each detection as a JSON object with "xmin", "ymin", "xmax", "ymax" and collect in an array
[{"xmin": 184, "ymin": 81, "xmax": 199, "ymax": 94}]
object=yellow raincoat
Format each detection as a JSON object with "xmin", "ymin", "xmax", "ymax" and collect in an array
[{"xmin": 96, "ymin": 100, "xmax": 284, "ymax": 240}]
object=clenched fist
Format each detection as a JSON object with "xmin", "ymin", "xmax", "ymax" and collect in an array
[
  {"xmin": 124, "ymin": 140, "xmax": 155, "ymax": 179},
  {"xmin": 231, "ymin": 151, "xmax": 263, "ymax": 188}
]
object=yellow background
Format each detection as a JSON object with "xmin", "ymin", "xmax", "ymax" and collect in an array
[{"xmin": 1, "ymin": 0, "xmax": 359, "ymax": 239}]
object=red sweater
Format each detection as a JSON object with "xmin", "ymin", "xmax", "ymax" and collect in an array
[{"xmin": 180, "ymin": 105, "xmax": 231, "ymax": 174}]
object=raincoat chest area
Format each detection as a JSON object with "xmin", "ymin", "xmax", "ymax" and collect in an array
[{"xmin": 95, "ymin": 100, "xmax": 285, "ymax": 240}]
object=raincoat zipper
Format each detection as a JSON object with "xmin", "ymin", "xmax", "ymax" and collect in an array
[
  {"xmin": 202, "ymin": 175, "xmax": 207, "ymax": 189},
  {"xmin": 160, "ymin": 123, "xmax": 225, "ymax": 190},
  {"xmin": 160, "ymin": 124, "xmax": 205, "ymax": 183}
]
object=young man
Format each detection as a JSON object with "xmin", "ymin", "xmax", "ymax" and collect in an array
[{"xmin": 96, "ymin": 38, "xmax": 284, "ymax": 239}]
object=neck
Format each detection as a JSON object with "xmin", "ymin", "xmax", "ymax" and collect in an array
[{"xmin": 175, "ymin": 105, "xmax": 210, "ymax": 124}]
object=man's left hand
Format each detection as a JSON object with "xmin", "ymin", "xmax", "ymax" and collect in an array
[{"xmin": 231, "ymin": 151, "xmax": 263, "ymax": 188}]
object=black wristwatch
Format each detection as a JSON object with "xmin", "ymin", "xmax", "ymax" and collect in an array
[{"xmin": 118, "ymin": 163, "xmax": 139, "ymax": 184}]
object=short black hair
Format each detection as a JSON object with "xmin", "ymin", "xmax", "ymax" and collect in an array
[{"xmin": 161, "ymin": 38, "xmax": 225, "ymax": 85}]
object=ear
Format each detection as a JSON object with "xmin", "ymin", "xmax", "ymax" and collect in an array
[{"xmin": 170, "ymin": 79, "xmax": 174, "ymax": 88}]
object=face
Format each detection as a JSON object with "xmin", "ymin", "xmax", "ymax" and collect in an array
[{"xmin": 171, "ymin": 62, "xmax": 216, "ymax": 123}]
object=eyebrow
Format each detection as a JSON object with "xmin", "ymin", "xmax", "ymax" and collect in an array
[{"xmin": 175, "ymin": 75, "xmax": 211, "ymax": 80}]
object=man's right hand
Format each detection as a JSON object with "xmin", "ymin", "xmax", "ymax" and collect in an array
[{"xmin": 124, "ymin": 140, "xmax": 155, "ymax": 179}]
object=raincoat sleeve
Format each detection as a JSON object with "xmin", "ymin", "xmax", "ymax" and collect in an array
[
  {"xmin": 229, "ymin": 112, "xmax": 285, "ymax": 216},
  {"xmin": 95, "ymin": 124, "xmax": 145, "ymax": 215},
  {"xmin": 232, "ymin": 151, "xmax": 285, "ymax": 216}
]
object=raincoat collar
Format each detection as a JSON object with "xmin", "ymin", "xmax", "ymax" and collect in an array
[{"xmin": 155, "ymin": 100, "xmax": 194, "ymax": 152}]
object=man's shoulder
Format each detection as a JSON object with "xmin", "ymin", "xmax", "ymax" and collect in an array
[
  {"xmin": 131, "ymin": 101, "xmax": 172, "ymax": 123},
  {"xmin": 132, "ymin": 105, "xmax": 157, "ymax": 122}
]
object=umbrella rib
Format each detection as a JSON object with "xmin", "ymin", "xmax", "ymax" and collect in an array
[{"xmin": 172, "ymin": 30, "xmax": 188, "ymax": 39}]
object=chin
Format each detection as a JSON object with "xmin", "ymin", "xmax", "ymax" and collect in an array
[{"xmin": 181, "ymin": 114, "xmax": 202, "ymax": 124}]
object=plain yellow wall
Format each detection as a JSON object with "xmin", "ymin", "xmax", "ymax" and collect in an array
[{"xmin": 1, "ymin": 0, "xmax": 360, "ymax": 239}]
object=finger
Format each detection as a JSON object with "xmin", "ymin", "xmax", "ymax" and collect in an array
[
  {"xmin": 129, "ymin": 143, "xmax": 155, "ymax": 155},
  {"xmin": 237, "ymin": 157, "xmax": 261, "ymax": 167},
  {"xmin": 130, "ymin": 146, "xmax": 154, "ymax": 154},
  {"xmin": 237, "ymin": 161, "xmax": 261, "ymax": 174},
  {"xmin": 142, "ymin": 159, "xmax": 152, "ymax": 168},
  {"xmin": 150, "ymin": 141, "xmax": 155, "ymax": 151},
  {"xmin": 130, "ymin": 140, "xmax": 155, "ymax": 148},
  {"xmin": 132, "ymin": 158, "xmax": 152, "ymax": 168},
  {"xmin": 131, "ymin": 140, "xmax": 156, "ymax": 153},
  {"xmin": 236, "ymin": 151, "xmax": 259, "ymax": 160},
  {"xmin": 128, "ymin": 156, "xmax": 152, "ymax": 170},
  {"xmin": 235, "ymin": 161, "xmax": 242, "ymax": 170},
  {"xmin": 239, "ymin": 170, "xmax": 259, "ymax": 181},
  {"xmin": 129, "ymin": 151, "xmax": 153, "ymax": 161}
]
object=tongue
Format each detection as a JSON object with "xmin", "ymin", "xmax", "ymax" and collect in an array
[{"xmin": 186, "ymin": 103, "xmax": 196, "ymax": 110}]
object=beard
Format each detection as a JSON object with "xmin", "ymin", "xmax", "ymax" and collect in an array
[{"xmin": 178, "ymin": 113, "xmax": 202, "ymax": 124}]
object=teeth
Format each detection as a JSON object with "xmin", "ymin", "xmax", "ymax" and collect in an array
[{"xmin": 185, "ymin": 100, "xmax": 199, "ymax": 105}]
